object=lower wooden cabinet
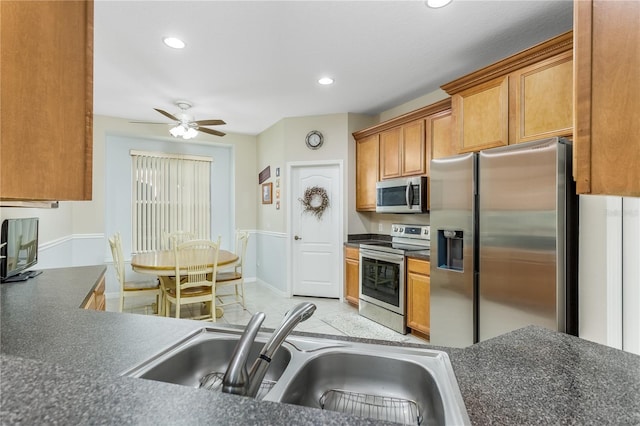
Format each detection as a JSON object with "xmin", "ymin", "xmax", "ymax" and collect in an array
[
  {"xmin": 83, "ymin": 272, "xmax": 106, "ymax": 311},
  {"xmin": 344, "ymin": 246, "xmax": 360, "ymax": 307},
  {"xmin": 406, "ymin": 258, "xmax": 430, "ymax": 337}
]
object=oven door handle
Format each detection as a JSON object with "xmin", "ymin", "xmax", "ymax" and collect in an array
[{"xmin": 360, "ymin": 250, "xmax": 404, "ymax": 263}]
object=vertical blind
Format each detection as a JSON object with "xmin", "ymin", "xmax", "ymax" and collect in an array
[{"xmin": 130, "ymin": 150, "xmax": 212, "ymax": 253}]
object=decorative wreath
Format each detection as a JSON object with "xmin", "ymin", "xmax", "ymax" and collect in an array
[{"xmin": 299, "ymin": 186, "xmax": 330, "ymax": 219}]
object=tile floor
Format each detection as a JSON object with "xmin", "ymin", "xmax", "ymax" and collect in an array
[{"xmin": 106, "ymin": 280, "xmax": 427, "ymax": 345}]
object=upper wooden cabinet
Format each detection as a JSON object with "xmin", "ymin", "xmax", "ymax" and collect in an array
[
  {"xmin": 574, "ymin": 0, "xmax": 640, "ymax": 196},
  {"xmin": 510, "ymin": 50, "xmax": 573, "ymax": 144},
  {"xmin": 451, "ymin": 76, "xmax": 509, "ymax": 152},
  {"xmin": 380, "ymin": 120, "xmax": 426, "ymax": 179},
  {"xmin": 443, "ymin": 31, "xmax": 573, "ymax": 154},
  {"xmin": 379, "ymin": 127, "xmax": 403, "ymax": 179},
  {"xmin": 1, "ymin": 1, "xmax": 94, "ymax": 201},
  {"xmin": 353, "ymin": 99, "xmax": 451, "ymax": 212},
  {"xmin": 355, "ymin": 134, "xmax": 379, "ymax": 211},
  {"xmin": 426, "ymin": 109, "xmax": 455, "ymax": 167}
]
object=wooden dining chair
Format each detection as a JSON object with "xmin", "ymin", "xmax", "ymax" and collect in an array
[
  {"xmin": 108, "ymin": 232, "xmax": 161, "ymax": 314},
  {"xmin": 163, "ymin": 238, "xmax": 221, "ymax": 321},
  {"xmin": 161, "ymin": 230, "xmax": 196, "ymax": 250},
  {"xmin": 216, "ymin": 230, "xmax": 249, "ymax": 309}
]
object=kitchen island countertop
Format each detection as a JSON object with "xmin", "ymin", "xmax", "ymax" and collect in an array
[{"xmin": 1, "ymin": 266, "xmax": 639, "ymax": 424}]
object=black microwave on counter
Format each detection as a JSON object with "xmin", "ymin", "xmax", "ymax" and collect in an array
[{"xmin": 376, "ymin": 176, "xmax": 428, "ymax": 214}]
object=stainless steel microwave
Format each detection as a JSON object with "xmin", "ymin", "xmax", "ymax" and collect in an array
[{"xmin": 376, "ymin": 176, "xmax": 428, "ymax": 213}]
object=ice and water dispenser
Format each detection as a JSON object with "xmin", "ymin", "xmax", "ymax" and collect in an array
[{"xmin": 437, "ymin": 230, "xmax": 464, "ymax": 271}]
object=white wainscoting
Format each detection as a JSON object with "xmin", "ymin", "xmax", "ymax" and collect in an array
[
  {"xmin": 38, "ymin": 233, "xmax": 105, "ymax": 270},
  {"xmin": 255, "ymin": 230, "xmax": 288, "ymax": 294},
  {"xmin": 35, "ymin": 230, "xmax": 292, "ymax": 304}
]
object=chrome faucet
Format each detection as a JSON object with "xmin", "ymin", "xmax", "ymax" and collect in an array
[{"xmin": 221, "ymin": 302, "xmax": 316, "ymax": 397}]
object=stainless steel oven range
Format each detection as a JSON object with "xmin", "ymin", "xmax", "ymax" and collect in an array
[{"xmin": 359, "ymin": 224, "xmax": 430, "ymax": 334}]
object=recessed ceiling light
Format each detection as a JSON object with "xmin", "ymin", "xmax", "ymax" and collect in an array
[
  {"xmin": 163, "ymin": 37, "xmax": 186, "ymax": 49},
  {"xmin": 425, "ymin": 0, "xmax": 452, "ymax": 8},
  {"xmin": 318, "ymin": 77, "xmax": 334, "ymax": 85}
]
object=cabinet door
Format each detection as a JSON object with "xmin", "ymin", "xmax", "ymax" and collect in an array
[
  {"xmin": 401, "ymin": 119, "xmax": 426, "ymax": 176},
  {"xmin": 406, "ymin": 259, "xmax": 430, "ymax": 335},
  {"xmin": 83, "ymin": 292, "xmax": 97, "ymax": 310},
  {"xmin": 574, "ymin": 0, "xmax": 640, "ymax": 196},
  {"xmin": 345, "ymin": 254, "xmax": 360, "ymax": 307},
  {"xmin": 427, "ymin": 109, "xmax": 455, "ymax": 169},
  {"xmin": 94, "ymin": 274, "xmax": 106, "ymax": 311},
  {"xmin": 1, "ymin": 1, "xmax": 93, "ymax": 201},
  {"xmin": 510, "ymin": 51, "xmax": 573, "ymax": 144},
  {"xmin": 379, "ymin": 127, "xmax": 402, "ymax": 180},
  {"xmin": 452, "ymin": 75, "xmax": 509, "ymax": 153},
  {"xmin": 356, "ymin": 135, "xmax": 379, "ymax": 211}
]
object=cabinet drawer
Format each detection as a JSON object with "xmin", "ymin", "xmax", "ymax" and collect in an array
[
  {"xmin": 345, "ymin": 246, "xmax": 360, "ymax": 260},
  {"xmin": 407, "ymin": 258, "xmax": 430, "ymax": 275}
]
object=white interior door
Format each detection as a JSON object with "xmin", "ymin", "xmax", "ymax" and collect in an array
[{"xmin": 290, "ymin": 163, "xmax": 341, "ymax": 298}]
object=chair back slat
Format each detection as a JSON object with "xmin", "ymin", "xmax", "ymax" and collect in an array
[
  {"xmin": 163, "ymin": 230, "xmax": 197, "ymax": 250},
  {"xmin": 174, "ymin": 238, "xmax": 221, "ymax": 295},
  {"xmin": 234, "ymin": 230, "xmax": 249, "ymax": 274},
  {"xmin": 108, "ymin": 232, "xmax": 126, "ymax": 285}
]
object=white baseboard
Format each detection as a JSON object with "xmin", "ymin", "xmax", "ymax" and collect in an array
[{"xmin": 254, "ymin": 278, "xmax": 289, "ymax": 298}]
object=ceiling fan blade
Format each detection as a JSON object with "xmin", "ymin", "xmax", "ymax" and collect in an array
[
  {"xmin": 129, "ymin": 121, "xmax": 170, "ymax": 125},
  {"xmin": 195, "ymin": 119, "xmax": 226, "ymax": 126},
  {"xmin": 154, "ymin": 108, "xmax": 179, "ymax": 122},
  {"xmin": 198, "ymin": 127, "xmax": 226, "ymax": 137}
]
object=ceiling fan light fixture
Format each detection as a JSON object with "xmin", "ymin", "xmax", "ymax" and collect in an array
[
  {"xmin": 169, "ymin": 124, "xmax": 186, "ymax": 137},
  {"xmin": 183, "ymin": 128, "xmax": 198, "ymax": 139},
  {"xmin": 318, "ymin": 77, "xmax": 334, "ymax": 85},
  {"xmin": 425, "ymin": 0, "xmax": 452, "ymax": 8},
  {"xmin": 163, "ymin": 37, "xmax": 186, "ymax": 49}
]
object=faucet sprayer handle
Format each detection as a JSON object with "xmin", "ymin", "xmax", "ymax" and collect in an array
[{"xmin": 284, "ymin": 302, "xmax": 317, "ymax": 323}]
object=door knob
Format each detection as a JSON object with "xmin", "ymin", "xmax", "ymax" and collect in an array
[{"xmin": 294, "ymin": 235, "xmax": 302, "ymax": 240}]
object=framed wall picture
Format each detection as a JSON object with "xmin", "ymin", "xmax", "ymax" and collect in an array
[{"xmin": 262, "ymin": 182, "xmax": 273, "ymax": 204}]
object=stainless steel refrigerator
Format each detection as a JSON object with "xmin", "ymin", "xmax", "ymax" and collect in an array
[{"xmin": 429, "ymin": 137, "xmax": 578, "ymax": 347}]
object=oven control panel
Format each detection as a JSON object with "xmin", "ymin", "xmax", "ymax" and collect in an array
[{"xmin": 391, "ymin": 224, "xmax": 430, "ymax": 241}]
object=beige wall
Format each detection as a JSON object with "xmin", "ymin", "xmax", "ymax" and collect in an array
[
  {"xmin": 256, "ymin": 113, "xmax": 373, "ymax": 235},
  {"xmin": 378, "ymin": 89, "xmax": 449, "ymax": 123},
  {"xmin": 256, "ymin": 120, "xmax": 286, "ymax": 232},
  {"xmin": 1, "ymin": 115, "xmax": 257, "ymax": 244}
]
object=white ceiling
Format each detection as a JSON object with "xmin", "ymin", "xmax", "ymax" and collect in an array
[{"xmin": 94, "ymin": 0, "xmax": 573, "ymax": 136}]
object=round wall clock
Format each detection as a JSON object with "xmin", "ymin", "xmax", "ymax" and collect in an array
[{"xmin": 305, "ymin": 130, "xmax": 324, "ymax": 150}]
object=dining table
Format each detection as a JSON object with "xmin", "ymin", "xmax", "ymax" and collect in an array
[{"xmin": 131, "ymin": 248, "xmax": 239, "ymax": 319}]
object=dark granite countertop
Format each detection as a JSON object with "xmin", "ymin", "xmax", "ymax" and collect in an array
[{"xmin": 1, "ymin": 266, "xmax": 639, "ymax": 424}]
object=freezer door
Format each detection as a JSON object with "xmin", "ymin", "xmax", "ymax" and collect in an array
[
  {"xmin": 478, "ymin": 138, "xmax": 567, "ymax": 341},
  {"xmin": 430, "ymin": 153, "xmax": 477, "ymax": 347}
]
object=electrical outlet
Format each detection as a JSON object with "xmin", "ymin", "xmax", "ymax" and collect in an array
[{"xmin": 378, "ymin": 223, "xmax": 383, "ymax": 232}]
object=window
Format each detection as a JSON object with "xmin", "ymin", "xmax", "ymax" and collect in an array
[{"xmin": 130, "ymin": 150, "xmax": 212, "ymax": 253}]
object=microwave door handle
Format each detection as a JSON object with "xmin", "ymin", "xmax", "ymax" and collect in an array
[{"xmin": 406, "ymin": 182, "xmax": 414, "ymax": 208}]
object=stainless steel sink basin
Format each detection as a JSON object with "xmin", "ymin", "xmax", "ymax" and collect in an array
[
  {"xmin": 123, "ymin": 327, "xmax": 470, "ymax": 425},
  {"xmin": 122, "ymin": 328, "xmax": 292, "ymax": 396},
  {"xmin": 269, "ymin": 350, "xmax": 447, "ymax": 425}
]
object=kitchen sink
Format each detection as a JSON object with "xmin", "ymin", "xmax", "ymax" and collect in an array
[
  {"xmin": 123, "ymin": 327, "xmax": 470, "ymax": 425},
  {"xmin": 268, "ymin": 350, "xmax": 448, "ymax": 425},
  {"xmin": 122, "ymin": 328, "xmax": 292, "ymax": 396}
]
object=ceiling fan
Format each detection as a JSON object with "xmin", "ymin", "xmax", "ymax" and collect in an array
[{"xmin": 132, "ymin": 101, "xmax": 226, "ymax": 138}]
